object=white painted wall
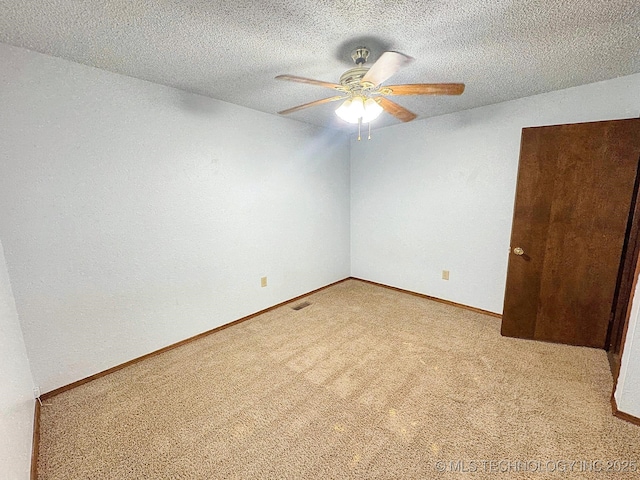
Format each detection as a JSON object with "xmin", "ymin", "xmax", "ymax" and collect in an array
[
  {"xmin": 0, "ymin": 43, "xmax": 350, "ymax": 393},
  {"xmin": 351, "ymin": 73, "xmax": 640, "ymax": 313},
  {"xmin": 0, "ymin": 239, "xmax": 34, "ymax": 479},
  {"xmin": 351, "ymin": 73, "xmax": 640, "ymax": 417}
]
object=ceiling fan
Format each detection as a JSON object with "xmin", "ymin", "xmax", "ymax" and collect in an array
[{"xmin": 275, "ymin": 47, "xmax": 465, "ymax": 129}]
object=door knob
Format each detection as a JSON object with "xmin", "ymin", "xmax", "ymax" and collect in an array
[{"xmin": 513, "ymin": 247, "xmax": 524, "ymax": 256}]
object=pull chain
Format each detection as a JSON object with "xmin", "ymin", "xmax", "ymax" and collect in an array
[
  {"xmin": 368, "ymin": 121, "xmax": 371, "ymax": 140},
  {"xmin": 358, "ymin": 118, "xmax": 361, "ymax": 141}
]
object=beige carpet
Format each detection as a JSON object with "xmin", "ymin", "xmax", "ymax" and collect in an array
[{"xmin": 37, "ymin": 279, "xmax": 640, "ymax": 479}]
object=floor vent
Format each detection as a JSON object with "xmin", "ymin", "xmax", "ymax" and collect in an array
[{"xmin": 292, "ymin": 301, "xmax": 311, "ymax": 311}]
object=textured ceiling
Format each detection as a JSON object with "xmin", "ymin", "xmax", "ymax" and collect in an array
[{"xmin": 1, "ymin": 1, "xmax": 638, "ymax": 130}]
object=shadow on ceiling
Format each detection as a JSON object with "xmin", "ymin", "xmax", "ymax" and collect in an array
[{"xmin": 334, "ymin": 36, "xmax": 394, "ymax": 65}]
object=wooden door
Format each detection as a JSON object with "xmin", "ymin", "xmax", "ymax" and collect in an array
[{"xmin": 501, "ymin": 118, "xmax": 640, "ymax": 348}]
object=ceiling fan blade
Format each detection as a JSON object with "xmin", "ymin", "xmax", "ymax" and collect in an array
[
  {"xmin": 383, "ymin": 83, "xmax": 465, "ymax": 96},
  {"xmin": 361, "ymin": 51, "xmax": 414, "ymax": 87},
  {"xmin": 375, "ymin": 97, "xmax": 417, "ymax": 122},
  {"xmin": 275, "ymin": 74, "xmax": 343, "ymax": 90},
  {"xmin": 278, "ymin": 95, "xmax": 345, "ymax": 115}
]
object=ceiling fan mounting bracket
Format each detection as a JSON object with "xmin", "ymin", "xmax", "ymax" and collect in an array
[{"xmin": 351, "ymin": 47, "xmax": 370, "ymax": 65}]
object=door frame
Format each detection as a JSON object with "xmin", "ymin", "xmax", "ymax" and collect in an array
[
  {"xmin": 607, "ymin": 155, "xmax": 640, "ymax": 379},
  {"xmin": 609, "ymin": 239, "xmax": 640, "ymax": 427}
]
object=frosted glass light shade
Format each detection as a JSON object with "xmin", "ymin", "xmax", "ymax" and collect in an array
[
  {"xmin": 361, "ymin": 98, "xmax": 383, "ymax": 123},
  {"xmin": 335, "ymin": 96, "xmax": 383, "ymax": 124},
  {"xmin": 335, "ymin": 99, "xmax": 355, "ymax": 123}
]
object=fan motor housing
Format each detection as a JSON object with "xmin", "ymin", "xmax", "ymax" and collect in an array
[{"xmin": 339, "ymin": 67, "xmax": 371, "ymax": 93}]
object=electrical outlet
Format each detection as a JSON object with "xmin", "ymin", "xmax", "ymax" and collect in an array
[
  {"xmin": 442, "ymin": 270, "xmax": 450, "ymax": 281},
  {"xmin": 33, "ymin": 386, "xmax": 41, "ymax": 399},
  {"xmin": 261, "ymin": 276, "xmax": 267, "ymax": 287}
]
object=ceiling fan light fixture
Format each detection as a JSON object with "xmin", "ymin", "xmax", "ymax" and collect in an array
[{"xmin": 335, "ymin": 96, "xmax": 382, "ymax": 124}]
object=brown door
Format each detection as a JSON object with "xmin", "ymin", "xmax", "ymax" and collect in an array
[{"xmin": 501, "ymin": 118, "xmax": 640, "ymax": 348}]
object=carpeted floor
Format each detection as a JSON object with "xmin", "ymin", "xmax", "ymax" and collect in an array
[{"xmin": 37, "ymin": 279, "xmax": 640, "ymax": 479}]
